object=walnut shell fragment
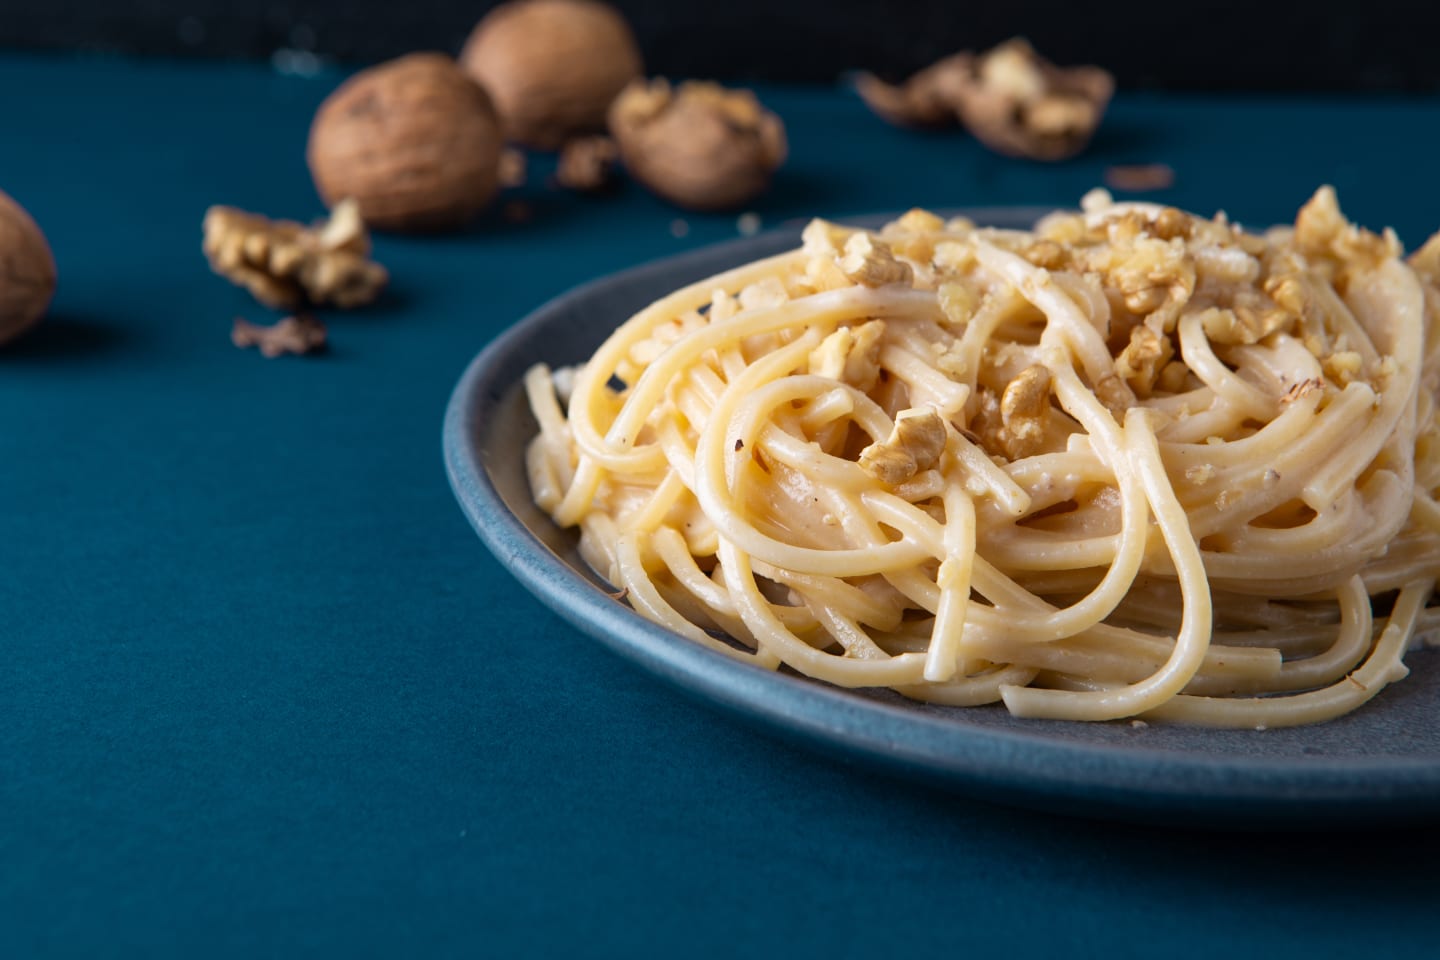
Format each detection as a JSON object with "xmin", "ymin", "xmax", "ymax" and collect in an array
[
  {"xmin": 608, "ymin": 79, "xmax": 787, "ymax": 211},
  {"xmin": 232, "ymin": 314, "xmax": 327, "ymax": 358},
  {"xmin": 857, "ymin": 38, "xmax": 1113, "ymax": 162},
  {"xmin": 308, "ymin": 53, "xmax": 502, "ymax": 232},
  {"xmin": 462, "ymin": 0, "xmax": 643, "ymax": 150},
  {"xmin": 0, "ymin": 190, "xmax": 56, "ymax": 346},
  {"xmin": 202, "ymin": 199, "xmax": 388, "ymax": 310}
]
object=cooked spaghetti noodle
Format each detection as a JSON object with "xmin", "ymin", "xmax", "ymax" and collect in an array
[{"xmin": 524, "ymin": 188, "xmax": 1440, "ymax": 726}]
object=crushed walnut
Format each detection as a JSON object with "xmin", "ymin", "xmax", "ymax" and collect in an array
[
  {"xmin": 498, "ymin": 147, "xmax": 527, "ymax": 189},
  {"xmin": 859, "ymin": 409, "xmax": 947, "ymax": 484},
  {"xmin": 203, "ymin": 199, "xmax": 388, "ymax": 310},
  {"xmin": 839, "ymin": 233, "xmax": 914, "ymax": 288},
  {"xmin": 808, "ymin": 320, "xmax": 886, "ymax": 392},
  {"xmin": 999, "ymin": 365, "xmax": 1052, "ymax": 458},
  {"xmin": 231, "ymin": 314, "xmax": 327, "ymax": 358}
]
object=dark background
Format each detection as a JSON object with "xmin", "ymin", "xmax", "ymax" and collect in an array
[{"xmin": 4, "ymin": 0, "xmax": 1440, "ymax": 91}]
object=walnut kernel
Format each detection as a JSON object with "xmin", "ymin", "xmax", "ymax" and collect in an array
[{"xmin": 202, "ymin": 199, "xmax": 387, "ymax": 310}]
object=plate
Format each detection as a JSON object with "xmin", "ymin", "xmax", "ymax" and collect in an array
[{"xmin": 443, "ymin": 209, "xmax": 1440, "ymax": 827}]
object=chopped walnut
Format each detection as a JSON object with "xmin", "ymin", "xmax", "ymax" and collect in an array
[
  {"xmin": 1157, "ymin": 360, "xmax": 1192, "ymax": 394},
  {"xmin": 1196, "ymin": 302, "xmax": 1291, "ymax": 346},
  {"xmin": 839, "ymin": 233, "xmax": 913, "ymax": 288},
  {"xmin": 1410, "ymin": 231, "xmax": 1440, "ymax": 284},
  {"xmin": 555, "ymin": 136, "xmax": 619, "ymax": 192},
  {"xmin": 1094, "ymin": 374, "xmax": 1136, "ymax": 417},
  {"xmin": 1293, "ymin": 186, "xmax": 1400, "ymax": 269},
  {"xmin": 808, "ymin": 320, "xmax": 886, "ymax": 391},
  {"xmin": 1114, "ymin": 324, "xmax": 1174, "ymax": 396},
  {"xmin": 231, "ymin": 314, "xmax": 327, "ymax": 358},
  {"xmin": 1322, "ymin": 350, "xmax": 1364, "ymax": 386},
  {"xmin": 1280, "ymin": 377, "xmax": 1324, "ymax": 404},
  {"xmin": 1023, "ymin": 240, "xmax": 1067, "ymax": 270},
  {"xmin": 859, "ymin": 409, "xmax": 947, "ymax": 484},
  {"xmin": 999, "ymin": 365, "xmax": 1052, "ymax": 458},
  {"xmin": 203, "ymin": 199, "xmax": 387, "ymax": 310}
]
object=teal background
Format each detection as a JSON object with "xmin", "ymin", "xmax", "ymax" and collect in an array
[{"xmin": 1, "ymin": 55, "xmax": 1437, "ymax": 956}]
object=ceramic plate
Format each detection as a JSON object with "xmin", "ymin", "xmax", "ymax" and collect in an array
[{"xmin": 444, "ymin": 209, "xmax": 1440, "ymax": 827}]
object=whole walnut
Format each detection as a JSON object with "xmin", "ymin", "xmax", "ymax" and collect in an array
[
  {"xmin": 462, "ymin": 0, "xmax": 643, "ymax": 150},
  {"xmin": 307, "ymin": 53, "xmax": 503, "ymax": 232},
  {"xmin": 0, "ymin": 190, "xmax": 56, "ymax": 346},
  {"xmin": 609, "ymin": 80, "xmax": 787, "ymax": 211}
]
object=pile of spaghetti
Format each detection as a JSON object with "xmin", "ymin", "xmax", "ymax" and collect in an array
[{"xmin": 524, "ymin": 188, "xmax": 1440, "ymax": 726}]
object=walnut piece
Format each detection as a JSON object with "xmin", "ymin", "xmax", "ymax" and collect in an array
[
  {"xmin": 555, "ymin": 136, "xmax": 619, "ymax": 192},
  {"xmin": 202, "ymin": 199, "xmax": 388, "ymax": 310},
  {"xmin": 839, "ymin": 234, "xmax": 914, "ymax": 288},
  {"xmin": 859, "ymin": 39, "xmax": 1112, "ymax": 161},
  {"xmin": 1293, "ymin": 186, "xmax": 1400, "ymax": 269},
  {"xmin": 1104, "ymin": 164, "xmax": 1176, "ymax": 193},
  {"xmin": 1114, "ymin": 325, "xmax": 1174, "ymax": 396},
  {"xmin": 608, "ymin": 79, "xmax": 787, "ymax": 211},
  {"xmin": 308, "ymin": 53, "xmax": 502, "ymax": 232},
  {"xmin": 860, "ymin": 410, "xmax": 947, "ymax": 484},
  {"xmin": 808, "ymin": 320, "xmax": 886, "ymax": 391},
  {"xmin": 231, "ymin": 314, "xmax": 327, "ymax": 358},
  {"xmin": 462, "ymin": 0, "xmax": 642, "ymax": 150},
  {"xmin": 854, "ymin": 54, "xmax": 969, "ymax": 128},
  {"xmin": 0, "ymin": 189, "xmax": 56, "ymax": 346},
  {"xmin": 999, "ymin": 365, "xmax": 1052, "ymax": 458}
]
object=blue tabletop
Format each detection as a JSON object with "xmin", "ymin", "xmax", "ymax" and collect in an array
[{"xmin": 2, "ymin": 54, "xmax": 1437, "ymax": 957}]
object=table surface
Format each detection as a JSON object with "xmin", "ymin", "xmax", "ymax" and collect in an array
[{"xmin": 3, "ymin": 53, "xmax": 1438, "ymax": 958}]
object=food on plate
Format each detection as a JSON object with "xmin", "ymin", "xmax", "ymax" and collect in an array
[{"xmin": 523, "ymin": 188, "xmax": 1440, "ymax": 726}]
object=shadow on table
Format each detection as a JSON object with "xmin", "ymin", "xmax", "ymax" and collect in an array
[{"xmin": 0, "ymin": 313, "xmax": 130, "ymax": 362}]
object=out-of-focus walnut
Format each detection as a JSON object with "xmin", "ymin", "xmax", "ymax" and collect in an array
[
  {"xmin": 462, "ymin": 0, "xmax": 642, "ymax": 150},
  {"xmin": 1104, "ymin": 164, "xmax": 1176, "ymax": 193},
  {"xmin": 308, "ymin": 53, "xmax": 502, "ymax": 232},
  {"xmin": 949, "ymin": 39, "xmax": 1112, "ymax": 161},
  {"xmin": 202, "ymin": 199, "xmax": 387, "ymax": 310},
  {"xmin": 0, "ymin": 190, "xmax": 56, "ymax": 346},
  {"xmin": 555, "ymin": 136, "xmax": 619, "ymax": 192},
  {"xmin": 231, "ymin": 314, "xmax": 327, "ymax": 358},
  {"xmin": 839, "ymin": 234, "xmax": 914, "ymax": 288},
  {"xmin": 854, "ymin": 55, "xmax": 969, "ymax": 128},
  {"xmin": 856, "ymin": 39, "xmax": 1111, "ymax": 161},
  {"xmin": 860, "ymin": 409, "xmax": 947, "ymax": 484},
  {"xmin": 608, "ymin": 79, "xmax": 786, "ymax": 210}
]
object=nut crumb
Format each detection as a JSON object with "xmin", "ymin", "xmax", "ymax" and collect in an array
[
  {"xmin": 839, "ymin": 233, "xmax": 913, "ymax": 288},
  {"xmin": 555, "ymin": 135, "xmax": 619, "ymax": 192},
  {"xmin": 232, "ymin": 314, "xmax": 327, "ymax": 358},
  {"xmin": 498, "ymin": 147, "xmax": 527, "ymax": 188}
]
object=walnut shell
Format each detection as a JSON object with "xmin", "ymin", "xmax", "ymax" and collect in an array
[
  {"xmin": 0, "ymin": 190, "xmax": 56, "ymax": 346},
  {"xmin": 307, "ymin": 53, "xmax": 502, "ymax": 232},
  {"xmin": 462, "ymin": 0, "xmax": 642, "ymax": 150},
  {"xmin": 944, "ymin": 40, "xmax": 1113, "ymax": 162},
  {"xmin": 608, "ymin": 80, "xmax": 786, "ymax": 211}
]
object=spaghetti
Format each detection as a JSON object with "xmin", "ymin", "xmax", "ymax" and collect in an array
[{"xmin": 524, "ymin": 188, "xmax": 1440, "ymax": 726}]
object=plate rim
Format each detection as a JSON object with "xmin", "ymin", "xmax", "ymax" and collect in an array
[{"xmin": 443, "ymin": 209, "xmax": 1440, "ymax": 825}]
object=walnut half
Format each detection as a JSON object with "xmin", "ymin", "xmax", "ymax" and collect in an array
[{"xmin": 203, "ymin": 199, "xmax": 388, "ymax": 310}]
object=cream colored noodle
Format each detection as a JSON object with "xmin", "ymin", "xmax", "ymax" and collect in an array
[{"xmin": 523, "ymin": 190, "xmax": 1440, "ymax": 726}]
